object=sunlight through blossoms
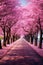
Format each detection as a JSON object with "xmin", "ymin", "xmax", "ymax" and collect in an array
[{"xmin": 20, "ymin": 0, "xmax": 28, "ymax": 6}]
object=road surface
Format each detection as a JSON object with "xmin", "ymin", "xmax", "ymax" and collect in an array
[{"xmin": 0, "ymin": 38, "xmax": 43, "ymax": 65}]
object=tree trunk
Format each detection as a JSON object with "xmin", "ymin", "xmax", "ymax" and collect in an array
[
  {"xmin": 7, "ymin": 28, "xmax": 11, "ymax": 44},
  {"xmin": 34, "ymin": 33, "xmax": 38, "ymax": 46},
  {"xmin": 3, "ymin": 26, "xmax": 6, "ymax": 46},
  {"xmin": 35, "ymin": 37, "xmax": 37, "ymax": 46},
  {"xmin": 9, "ymin": 28, "xmax": 11, "ymax": 43},
  {"xmin": 0, "ymin": 39, "xmax": 2, "ymax": 49},
  {"xmin": 11, "ymin": 37, "xmax": 13, "ymax": 43},
  {"xmin": 38, "ymin": 17, "xmax": 42, "ymax": 48},
  {"xmin": 30, "ymin": 34, "xmax": 33, "ymax": 44},
  {"xmin": 7, "ymin": 31, "xmax": 10, "ymax": 44},
  {"xmin": 39, "ymin": 30, "xmax": 42, "ymax": 48},
  {"xmin": 13, "ymin": 35, "xmax": 15, "ymax": 42}
]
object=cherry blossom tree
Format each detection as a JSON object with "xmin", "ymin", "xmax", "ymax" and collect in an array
[
  {"xmin": 31, "ymin": 0, "xmax": 43, "ymax": 48},
  {"xmin": 26, "ymin": 0, "xmax": 43, "ymax": 48},
  {"xmin": 0, "ymin": 0, "xmax": 20, "ymax": 46}
]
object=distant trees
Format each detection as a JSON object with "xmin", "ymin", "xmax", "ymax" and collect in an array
[
  {"xmin": 32, "ymin": 0, "xmax": 43, "ymax": 48},
  {"xmin": 37, "ymin": 17, "xmax": 43, "ymax": 48},
  {"xmin": 11, "ymin": 1, "xmax": 43, "ymax": 48},
  {"xmin": 26, "ymin": 0, "xmax": 43, "ymax": 48}
]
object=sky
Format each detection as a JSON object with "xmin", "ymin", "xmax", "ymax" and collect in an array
[{"xmin": 20, "ymin": 0, "xmax": 28, "ymax": 6}]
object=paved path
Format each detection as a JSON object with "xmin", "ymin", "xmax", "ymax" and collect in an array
[{"xmin": 0, "ymin": 38, "xmax": 43, "ymax": 65}]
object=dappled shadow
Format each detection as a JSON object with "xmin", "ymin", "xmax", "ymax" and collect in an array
[{"xmin": 0, "ymin": 56, "xmax": 43, "ymax": 65}]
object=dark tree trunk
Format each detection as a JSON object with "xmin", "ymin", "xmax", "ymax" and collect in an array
[
  {"xmin": 9, "ymin": 28, "xmax": 11, "ymax": 43},
  {"xmin": 35, "ymin": 37, "xmax": 37, "ymax": 46},
  {"xmin": 11, "ymin": 37, "xmax": 13, "ymax": 43},
  {"xmin": 28, "ymin": 35, "xmax": 30, "ymax": 42},
  {"xmin": 39, "ymin": 30, "xmax": 42, "ymax": 48},
  {"xmin": 13, "ymin": 35, "xmax": 15, "ymax": 42},
  {"xmin": 3, "ymin": 26, "xmax": 6, "ymax": 46},
  {"xmin": 34, "ymin": 33, "xmax": 38, "ymax": 46},
  {"xmin": 0, "ymin": 39, "xmax": 2, "ymax": 49},
  {"xmin": 7, "ymin": 31, "xmax": 10, "ymax": 44},
  {"xmin": 7, "ymin": 28, "xmax": 11, "ymax": 44},
  {"xmin": 38, "ymin": 17, "xmax": 42, "ymax": 48},
  {"xmin": 25, "ymin": 34, "xmax": 30, "ymax": 42},
  {"xmin": 30, "ymin": 34, "xmax": 33, "ymax": 44}
]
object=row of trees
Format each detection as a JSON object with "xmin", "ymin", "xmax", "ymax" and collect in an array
[
  {"xmin": 0, "ymin": 0, "xmax": 43, "ymax": 49},
  {"xmin": 0, "ymin": 0, "xmax": 20, "ymax": 48},
  {"xmin": 11, "ymin": 0, "xmax": 43, "ymax": 48}
]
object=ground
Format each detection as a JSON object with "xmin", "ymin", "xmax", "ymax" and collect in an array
[{"xmin": 0, "ymin": 38, "xmax": 43, "ymax": 65}]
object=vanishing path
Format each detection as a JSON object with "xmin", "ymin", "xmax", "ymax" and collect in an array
[{"xmin": 0, "ymin": 38, "xmax": 43, "ymax": 65}]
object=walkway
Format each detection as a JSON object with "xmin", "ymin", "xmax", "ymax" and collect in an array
[{"xmin": 0, "ymin": 38, "xmax": 43, "ymax": 65}]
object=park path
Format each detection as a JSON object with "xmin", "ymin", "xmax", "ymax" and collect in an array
[{"xmin": 0, "ymin": 38, "xmax": 43, "ymax": 65}]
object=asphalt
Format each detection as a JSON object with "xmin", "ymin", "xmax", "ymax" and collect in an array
[{"xmin": 0, "ymin": 38, "xmax": 43, "ymax": 65}]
